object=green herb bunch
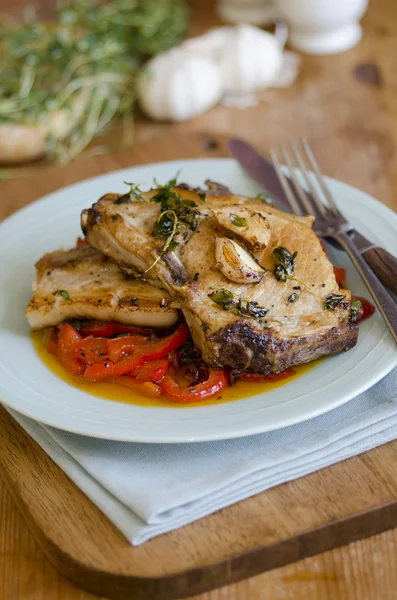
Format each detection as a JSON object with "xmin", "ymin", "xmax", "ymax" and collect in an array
[{"xmin": 0, "ymin": 0, "xmax": 188, "ymax": 162}]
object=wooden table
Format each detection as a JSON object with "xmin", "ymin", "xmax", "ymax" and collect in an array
[{"xmin": 1, "ymin": 0, "xmax": 397, "ymax": 598}]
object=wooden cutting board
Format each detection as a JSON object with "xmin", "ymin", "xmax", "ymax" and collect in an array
[{"xmin": 1, "ymin": 132, "xmax": 397, "ymax": 600}]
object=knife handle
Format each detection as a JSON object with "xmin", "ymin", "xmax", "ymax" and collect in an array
[{"xmin": 363, "ymin": 247, "xmax": 397, "ymax": 296}]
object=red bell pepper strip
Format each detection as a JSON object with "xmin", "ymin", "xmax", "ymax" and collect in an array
[
  {"xmin": 134, "ymin": 358, "xmax": 169, "ymax": 382},
  {"xmin": 84, "ymin": 323, "xmax": 190, "ymax": 381},
  {"xmin": 56, "ymin": 324, "xmax": 85, "ymax": 375},
  {"xmin": 84, "ymin": 353, "xmax": 145, "ymax": 380},
  {"xmin": 240, "ymin": 369, "xmax": 296, "ymax": 383},
  {"xmin": 80, "ymin": 321, "xmax": 119, "ymax": 338},
  {"xmin": 79, "ymin": 321, "xmax": 155, "ymax": 338},
  {"xmin": 57, "ymin": 348, "xmax": 84, "ymax": 376},
  {"xmin": 334, "ymin": 267, "xmax": 346, "ymax": 288},
  {"xmin": 112, "ymin": 323, "xmax": 155, "ymax": 336},
  {"xmin": 76, "ymin": 237, "xmax": 89, "ymax": 247},
  {"xmin": 160, "ymin": 369, "xmax": 228, "ymax": 403},
  {"xmin": 76, "ymin": 337, "xmax": 109, "ymax": 364},
  {"xmin": 107, "ymin": 335, "xmax": 151, "ymax": 362},
  {"xmin": 58, "ymin": 324, "xmax": 83, "ymax": 353},
  {"xmin": 110, "ymin": 376, "xmax": 162, "ymax": 397}
]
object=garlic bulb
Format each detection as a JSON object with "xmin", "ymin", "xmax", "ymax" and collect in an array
[
  {"xmin": 182, "ymin": 27, "xmax": 232, "ymax": 62},
  {"xmin": 217, "ymin": 25, "xmax": 283, "ymax": 97},
  {"xmin": 137, "ymin": 48, "xmax": 222, "ymax": 122}
]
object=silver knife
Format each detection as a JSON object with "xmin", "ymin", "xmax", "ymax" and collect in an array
[{"xmin": 229, "ymin": 138, "xmax": 397, "ymax": 296}]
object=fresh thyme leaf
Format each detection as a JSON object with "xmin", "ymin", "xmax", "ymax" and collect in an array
[
  {"xmin": 287, "ymin": 292, "xmax": 300, "ymax": 304},
  {"xmin": 325, "ymin": 293, "xmax": 346, "ymax": 310},
  {"xmin": 350, "ymin": 298, "xmax": 363, "ymax": 322},
  {"xmin": 351, "ymin": 299, "xmax": 362, "ymax": 312},
  {"xmin": 167, "ymin": 240, "xmax": 179, "ymax": 252},
  {"xmin": 274, "ymin": 264, "xmax": 288, "ymax": 283},
  {"xmin": 53, "ymin": 289, "xmax": 71, "ymax": 301},
  {"xmin": 229, "ymin": 213, "xmax": 247, "ymax": 227},
  {"xmin": 236, "ymin": 299, "xmax": 268, "ymax": 319},
  {"xmin": 208, "ymin": 289, "xmax": 235, "ymax": 308},
  {"xmin": 273, "ymin": 247, "xmax": 297, "ymax": 276},
  {"xmin": 154, "ymin": 210, "xmax": 178, "ymax": 239},
  {"xmin": 273, "ymin": 246, "xmax": 300, "ymax": 284},
  {"xmin": 255, "ymin": 192, "xmax": 272, "ymax": 203},
  {"xmin": 145, "ymin": 206, "xmax": 181, "ymax": 273},
  {"xmin": 189, "ymin": 212, "xmax": 199, "ymax": 231},
  {"xmin": 114, "ymin": 182, "xmax": 145, "ymax": 204},
  {"xmin": 208, "ymin": 289, "xmax": 268, "ymax": 320},
  {"xmin": 151, "ymin": 173, "xmax": 181, "ymax": 207}
]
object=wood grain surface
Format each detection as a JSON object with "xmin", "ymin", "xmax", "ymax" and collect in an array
[
  {"xmin": 1, "ymin": 130, "xmax": 397, "ymax": 600},
  {"xmin": 1, "ymin": 0, "xmax": 397, "ymax": 598}
]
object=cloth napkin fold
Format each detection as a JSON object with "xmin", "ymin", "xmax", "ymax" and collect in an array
[{"xmin": 7, "ymin": 368, "xmax": 397, "ymax": 546}]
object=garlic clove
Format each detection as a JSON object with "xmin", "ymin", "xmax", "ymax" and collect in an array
[
  {"xmin": 216, "ymin": 237, "xmax": 266, "ymax": 284},
  {"xmin": 212, "ymin": 206, "xmax": 271, "ymax": 250}
]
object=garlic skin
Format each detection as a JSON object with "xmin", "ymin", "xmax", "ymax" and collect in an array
[
  {"xmin": 217, "ymin": 25, "xmax": 283, "ymax": 97},
  {"xmin": 137, "ymin": 48, "xmax": 222, "ymax": 122},
  {"xmin": 216, "ymin": 237, "xmax": 266, "ymax": 284},
  {"xmin": 182, "ymin": 27, "xmax": 232, "ymax": 61},
  {"xmin": 212, "ymin": 206, "xmax": 272, "ymax": 250}
]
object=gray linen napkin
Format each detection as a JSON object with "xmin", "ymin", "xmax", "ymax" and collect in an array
[{"xmin": 6, "ymin": 368, "xmax": 397, "ymax": 545}]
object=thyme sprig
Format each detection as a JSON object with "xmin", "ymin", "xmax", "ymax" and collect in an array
[
  {"xmin": 145, "ymin": 176, "xmax": 200, "ymax": 272},
  {"xmin": 145, "ymin": 210, "xmax": 179, "ymax": 273}
]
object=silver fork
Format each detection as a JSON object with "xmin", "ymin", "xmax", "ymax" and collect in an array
[{"xmin": 270, "ymin": 138, "xmax": 397, "ymax": 344}]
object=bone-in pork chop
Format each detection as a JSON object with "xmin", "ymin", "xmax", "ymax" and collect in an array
[
  {"xmin": 81, "ymin": 184, "xmax": 358, "ymax": 373},
  {"xmin": 26, "ymin": 245, "xmax": 180, "ymax": 330}
]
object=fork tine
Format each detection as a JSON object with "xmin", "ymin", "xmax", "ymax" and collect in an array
[
  {"xmin": 280, "ymin": 144, "xmax": 319, "ymax": 217},
  {"xmin": 269, "ymin": 148, "xmax": 303, "ymax": 215},
  {"xmin": 290, "ymin": 141, "xmax": 328, "ymax": 219},
  {"xmin": 301, "ymin": 138, "xmax": 339, "ymax": 216}
]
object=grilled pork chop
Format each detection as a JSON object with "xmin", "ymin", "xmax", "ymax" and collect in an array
[
  {"xmin": 81, "ymin": 185, "xmax": 358, "ymax": 373},
  {"xmin": 26, "ymin": 245, "xmax": 180, "ymax": 330}
]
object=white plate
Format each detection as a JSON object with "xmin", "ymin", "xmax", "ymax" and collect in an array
[{"xmin": 1, "ymin": 159, "xmax": 396, "ymax": 443}]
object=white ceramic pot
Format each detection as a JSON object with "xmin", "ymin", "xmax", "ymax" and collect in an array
[
  {"xmin": 216, "ymin": 0, "xmax": 278, "ymax": 26},
  {"xmin": 276, "ymin": 0, "xmax": 369, "ymax": 54}
]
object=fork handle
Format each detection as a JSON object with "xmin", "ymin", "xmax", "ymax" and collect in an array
[
  {"xmin": 332, "ymin": 232, "xmax": 397, "ymax": 343},
  {"xmin": 362, "ymin": 247, "xmax": 397, "ymax": 296}
]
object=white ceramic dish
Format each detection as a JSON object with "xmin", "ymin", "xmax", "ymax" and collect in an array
[{"xmin": 0, "ymin": 158, "xmax": 396, "ymax": 443}]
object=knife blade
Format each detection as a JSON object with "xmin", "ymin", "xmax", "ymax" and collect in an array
[{"xmin": 229, "ymin": 138, "xmax": 397, "ymax": 296}]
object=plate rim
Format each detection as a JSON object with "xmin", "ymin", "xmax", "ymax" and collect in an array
[{"xmin": 1, "ymin": 157, "xmax": 396, "ymax": 443}]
